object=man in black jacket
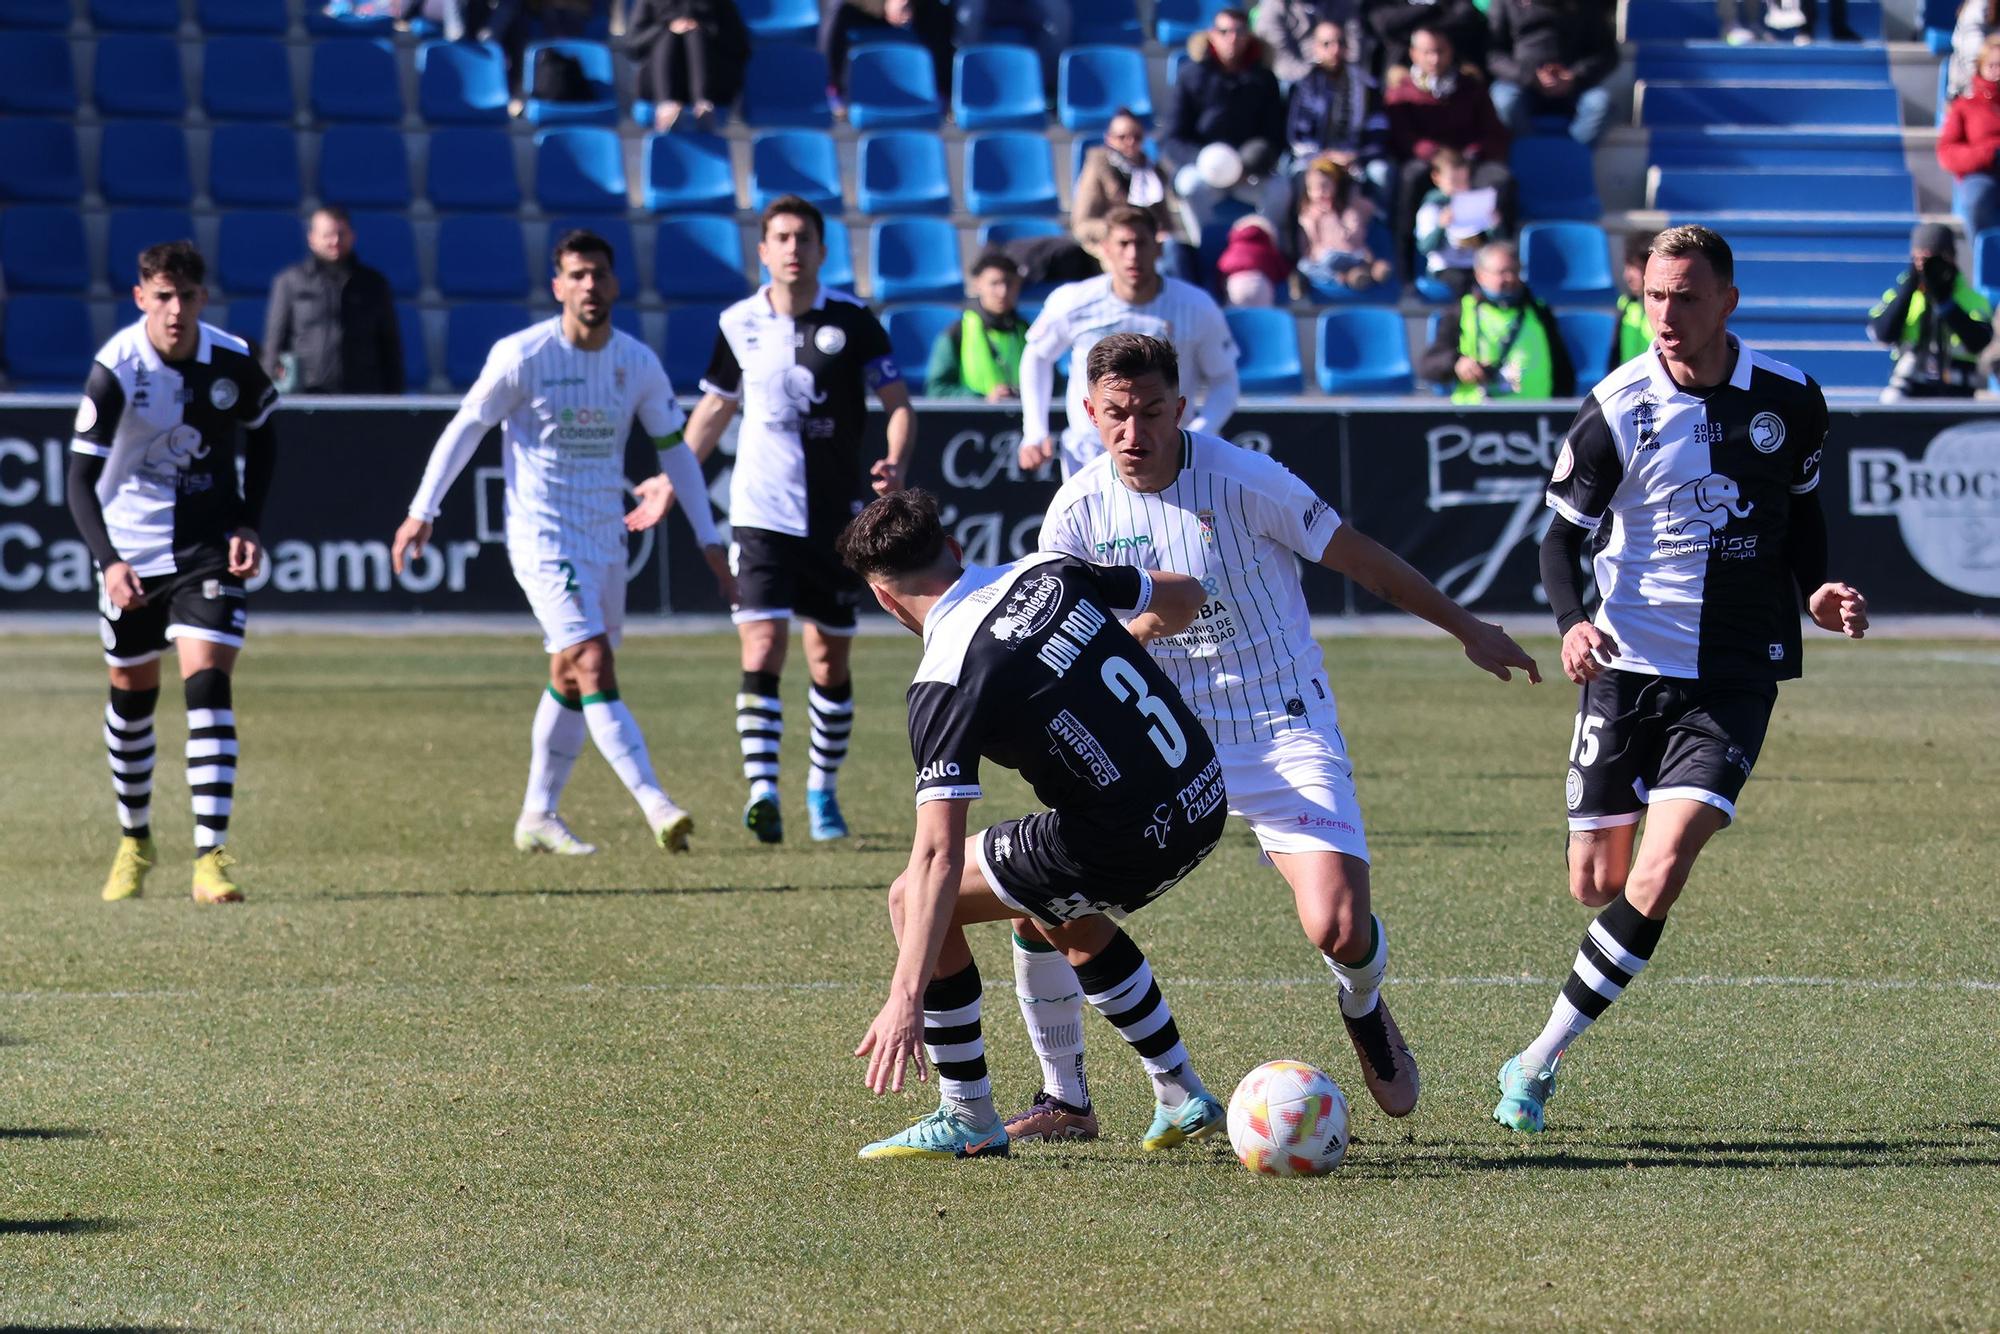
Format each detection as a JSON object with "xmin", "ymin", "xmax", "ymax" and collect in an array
[
  {"xmin": 1164, "ymin": 9, "xmax": 1291, "ymax": 227},
  {"xmin": 1486, "ymin": 0, "xmax": 1620, "ymax": 146},
  {"xmin": 262, "ymin": 207, "xmax": 404, "ymax": 395}
]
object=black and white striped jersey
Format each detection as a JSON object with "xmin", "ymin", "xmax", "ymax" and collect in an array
[
  {"xmin": 907, "ymin": 553, "xmax": 1225, "ymax": 850},
  {"xmin": 1040, "ymin": 431, "xmax": 1342, "ymax": 744},
  {"xmin": 1547, "ymin": 338, "xmax": 1827, "ymax": 681},
  {"xmin": 70, "ymin": 320, "xmax": 278, "ymax": 576}
]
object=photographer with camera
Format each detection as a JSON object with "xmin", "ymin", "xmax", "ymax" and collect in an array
[
  {"xmin": 1420, "ymin": 240, "xmax": 1574, "ymax": 404},
  {"xmin": 1867, "ymin": 222, "xmax": 1993, "ymax": 402}
]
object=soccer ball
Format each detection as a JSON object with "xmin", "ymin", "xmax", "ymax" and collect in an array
[{"xmin": 1226, "ymin": 1060, "xmax": 1349, "ymax": 1177}]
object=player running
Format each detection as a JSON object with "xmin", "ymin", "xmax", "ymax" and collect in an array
[
  {"xmin": 1492, "ymin": 224, "xmax": 1870, "ymax": 1134},
  {"xmin": 392, "ymin": 229, "xmax": 732, "ymax": 856},
  {"xmin": 1017, "ymin": 205, "xmax": 1239, "ymax": 479},
  {"xmin": 637, "ymin": 195, "xmax": 915, "ymax": 846},
  {"xmin": 841, "ymin": 489, "xmax": 1232, "ymax": 1160},
  {"xmin": 69, "ymin": 240, "xmax": 279, "ymax": 904},
  {"xmin": 1003, "ymin": 333, "xmax": 1540, "ymax": 1139}
]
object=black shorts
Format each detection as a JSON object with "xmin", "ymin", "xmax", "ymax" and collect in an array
[
  {"xmin": 1564, "ymin": 668, "xmax": 1777, "ymax": 830},
  {"xmin": 97, "ymin": 563, "xmax": 248, "ymax": 667},
  {"xmin": 730, "ymin": 526, "xmax": 866, "ymax": 634}
]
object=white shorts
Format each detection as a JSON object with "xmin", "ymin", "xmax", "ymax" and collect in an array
[
  {"xmin": 1216, "ymin": 726, "xmax": 1371, "ymax": 862},
  {"xmin": 511, "ymin": 553, "xmax": 625, "ymax": 653}
]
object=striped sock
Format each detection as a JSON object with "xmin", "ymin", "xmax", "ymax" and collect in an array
[
  {"xmin": 105, "ymin": 685, "xmax": 159, "ymax": 841},
  {"xmin": 1075, "ymin": 929, "xmax": 1208, "ymax": 1109},
  {"xmin": 1521, "ymin": 893, "xmax": 1666, "ymax": 1072},
  {"xmin": 805, "ymin": 679, "xmax": 853, "ymax": 794},
  {"xmin": 1013, "ymin": 931, "xmax": 1090, "ymax": 1108},
  {"xmin": 579, "ymin": 690, "xmax": 671, "ymax": 818},
  {"xmin": 184, "ymin": 668, "xmax": 236, "ymax": 852},
  {"xmin": 736, "ymin": 671, "xmax": 782, "ymax": 801},
  {"xmin": 522, "ymin": 685, "xmax": 586, "ymax": 818},
  {"xmin": 923, "ymin": 962, "xmax": 995, "ymax": 1121}
]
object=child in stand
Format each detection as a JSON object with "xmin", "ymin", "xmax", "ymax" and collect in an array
[
  {"xmin": 1414, "ymin": 148, "xmax": 1490, "ymax": 299},
  {"xmin": 1216, "ymin": 214, "xmax": 1295, "ymax": 306},
  {"xmin": 1294, "ymin": 156, "xmax": 1394, "ymax": 294}
]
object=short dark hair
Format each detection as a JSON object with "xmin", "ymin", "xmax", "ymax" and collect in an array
[
  {"xmin": 1086, "ymin": 332, "xmax": 1179, "ymax": 390},
  {"xmin": 1214, "ymin": 6, "xmax": 1249, "ymax": 25},
  {"xmin": 137, "ymin": 239, "xmax": 204, "ymax": 287},
  {"xmin": 970, "ymin": 250, "xmax": 1020, "ymax": 280},
  {"xmin": 1410, "ymin": 22, "xmax": 1452, "ymax": 52},
  {"xmin": 837, "ymin": 488, "xmax": 949, "ymax": 581},
  {"xmin": 1650, "ymin": 224, "xmax": 1734, "ymax": 287},
  {"xmin": 552, "ymin": 228, "xmax": 615, "ymax": 272},
  {"xmin": 311, "ymin": 204, "xmax": 352, "ymax": 226},
  {"xmin": 761, "ymin": 194, "xmax": 825, "ymax": 245},
  {"xmin": 1624, "ymin": 230, "xmax": 1658, "ymax": 267},
  {"xmin": 1102, "ymin": 204, "xmax": 1157, "ymax": 239}
]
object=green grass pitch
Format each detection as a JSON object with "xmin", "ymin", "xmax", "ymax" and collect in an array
[{"xmin": 2, "ymin": 630, "xmax": 1996, "ymax": 1328}]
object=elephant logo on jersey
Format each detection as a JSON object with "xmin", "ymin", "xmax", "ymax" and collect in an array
[
  {"xmin": 1750, "ymin": 412, "xmax": 1786, "ymax": 454},
  {"xmin": 762, "ymin": 364, "xmax": 826, "ymax": 424},
  {"xmin": 140, "ymin": 424, "xmax": 210, "ymax": 475},
  {"xmin": 1662, "ymin": 472, "xmax": 1754, "ymax": 545}
]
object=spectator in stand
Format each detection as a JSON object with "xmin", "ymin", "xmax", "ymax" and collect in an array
[
  {"xmin": 1413, "ymin": 147, "xmax": 1492, "ymax": 297},
  {"xmin": 925, "ymin": 252, "xmax": 1028, "ymax": 400},
  {"xmin": 1419, "ymin": 240, "xmax": 1573, "ymax": 402},
  {"xmin": 1287, "ymin": 19, "xmax": 1393, "ymax": 205},
  {"xmin": 1612, "ymin": 229, "xmax": 1657, "ymax": 369},
  {"xmin": 1941, "ymin": 35, "xmax": 2000, "ymax": 238},
  {"xmin": 1258, "ymin": 0, "xmax": 1358, "ymax": 85},
  {"xmin": 1294, "ymin": 154, "xmax": 1393, "ymax": 294},
  {"xmin": 1386, "ymin": 26, "xmax": 1514, "ymax": 274},
  {"xmin": 1867, "ymin": 221, "xmax": 1994, "ymax": 401},
  {"xmin": 1951, "ymin": 1, "xmax": 2000, "ymax": 98},
  {"xmin": 1215, "ymin": 214, "xmax": 1293, "ymax": 305},
  {"xmin": 1485, "ymin": 0, "xmax": 1619, "ymax": 147},
  {"xmin": 956, "ymin": 0, "xmax": 1069, "ymax": 88},
  {"xmin": 1073, "ymin": 110, "xmax": 1189, "ymax": 262},
  {"xmin": 626, "ymin": 0, "xmax": 750, "ymax": 132},
  {"xmin": 1361, "ymin": 0, "xmax": 1486, "ymax": 77},
  {"xmin": 819, "ymin": 0, "xmax": 955, "ymax": 111},
  {"xmin": 1758, "ymin": 0, "xmax": 1858, "ymax": 45},
  {"xmin": 1164, "ymin": 8, "xmax": 1292, "ymax": 226},
  {"xmin": 262, "ymin": 206, "xmax": 403, "ymax": 395}
]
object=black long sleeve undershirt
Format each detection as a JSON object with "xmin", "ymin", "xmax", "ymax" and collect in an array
[
  {"xmin": 1788, "ymin": 484, "xmax": 1828, "ymax": 605},
  {"xmin": 65, "ymin": 451, "xmax": 121, "ymax": 570},
  {"xmin": 1539, "ymin": 513, "xmax": 1591, "ymax": 634},
  {"xmin": 239, "ymin": 418, "xmax": 277, "ymax": 532}
]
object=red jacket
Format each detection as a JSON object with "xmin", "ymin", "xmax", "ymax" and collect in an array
[
  {"xmin": 1939, "ymin": 76, "xmax": 2000, "ymax": 179},
  {"xmin": 1384, "ymin": 72, "xmax": 1510, "ymax": 163},
  {"xmin": 1216, "ymin": 217, "xmax": 1293, "ymax": 287}
]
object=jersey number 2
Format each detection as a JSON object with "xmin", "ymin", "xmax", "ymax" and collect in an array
[{"xmin": 1102, "ymin": 655, "xmax": 1188, "ymax": 768}]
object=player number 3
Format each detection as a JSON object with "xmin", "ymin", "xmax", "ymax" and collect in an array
[{"xmin": 1102, "ymin": 655, "xmax": 1188, "ymax": 768}]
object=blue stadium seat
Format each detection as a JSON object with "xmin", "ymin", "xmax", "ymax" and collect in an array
[
  {"xmin": 546, "ymin": 216, "xmax": 639, "ymax": 291},
  {"xmin": 319, "ymin": 126, "xmax": 413, "ymax": 209},
  {"xmin": 426, "ymin": 127, "xmax": 522, "ymax": 210},
  {"xmin": 202, "ymin": 36, "xmax": 295, "ymax": 120},
  {"xmin": 0, "ymin": 120, "xmax": 83, "ymax": 203},
  {"xmin": 883, "ymin": 304, "xmax": 960, "ymax": 384},
  {"xmin": 216, "ymin": 210, "xmax": 304, "ymax": 295},
  {"xmin": 1974, "ymin": 228, "xmax": 2000, "ymax": 294},
  {"xmin": 1557, "ymin": 309, "xmax": 1617, "ymax": 380},
  {"xmin": 3, "ymin": 295, "xmax": 95, "ymax": 388},
  {"xmin": 446, "ymin": 303, "xmax": 531, "ymax": 389},
  {"xmin": 0, "ymin": 0, "xmax": 70, "ymax": 26},
  {"xmin": 871, "ymin": 218, "xmax": 962, "ymax": 302},
  {"xmin": 304, "ymin": 0, "xmax": 394, "ymax": 36},
  {"xmin": 750, "ymin": 131, "xmax": 843, "ymax": 213},
  {"xmin": 1639, "ymin": 81, "xmax": 1898, "ymax": 127},
  {"xmin": 847, "ymin": 43, "xmax": 943, "ymax": 129},
  {"xmin": 348, "ymin": 211, "xmax": 421, "ymax": 296},
  {"xmin": 1074, "ymin": 0, "xmax": 1143, "ymax": 44},
  {"xmin": 223, "ymin": 298, "xmax": 267, "ymax": 349},
  {"xmin": 0, "ymin": 31, "xmax": 75, "ymax": 114},
  {"xmin": 1226, "ymin": 307, "xmax": 1304, "ymax": 393},
  {"xmin": 1511, "ymin": 137, "xmax": 1600, "ymax": 222},
  {"xmin": 90, "ymin": 0, "xmax": 178, "ymax": 29},
  {"xmin": 1316, "ymin": 308, "xmax": 1412, "ymax": 394},
  {"xmin": 95, "ymin": 34, "xmax": 185, "ymax": 117},
  {"xmin": 964, "ymin": 133, "xmax": 1060, "ymax": 216},
  {"xmin": 107, "ymin": 208, "xmax": 195, "ymax": 287},
  {"xmin": 662, "ymin": 303, "xmax": 728, "ymax": 386},
  {"xmin": 857, "ymin": 132, "xmax": 952, "ymax": 215},
  {"xmin": 741, "ymin": 45, "xmax": 833, "ymax": 127},
  {"xmin": 396, "ymin": 302, "xmax": 431, "ymax": 390},
  {"xmin": 210, "ymin": 124, "xmax": 302, "ymax": 207},
  {"xmin": 1624, "ymin": 0, "xmax": 1735, "ymax": 40},
  {"xmin": 418, "ymin": 40, "xmax": 510, "ymax": 124},
  {"xmin": 536, "ymin": 128, "xmax": 628, "ymax": 213},
  {"xmin": 977, "ymin": 217, "xmax": 1064, "ymax": 247},
  {"xmin": 1058, "ymin": 45, "xmax": 1151, "ymax": 132},
  {"xmin": 197, "ymin": 0, "xmax": 287, "ymax": 31},
  {"xmin": 954, "ymin": 45, "xmax": 1047, "ymax": 130},
  {"xmin": 642, "ymin": 132, "xmax": 735, "ymax": 212},
  {"xmin": 1521, "ymin": 223, "xmax": 1614, "ymax": 305},
  {"xmin": 523, "ymin": 40, "xmax": 618, "ymax": 125},
  {"xmin": 436, "ymin": 216, "xmax": 530, "ymax": 298},
  {"xmin": 653, "ymin": 216, "xmax": 748, "ymax": 300},
  {"xmin": 1729, "ymin": 305, "xmax": 1872, "ymax": 344},
  {"xmin": 99, "ymin": 121, "xmax": 191, "ymax": 204},
  {"xmin": 738, "ymin": 0, "xmax": 817, "ymax": 42},
  {"xmin": 0, "ymin": 206, "xmax": 88, "ymax": 294},
  {"xmin": 312, "ymin": 38, "xmax": 403, "ymax": 122},
  {"xmin": 1732, "ymin": 256, "xmax": 1894, "ymax": 303},
  {"xmin": 1154, "ymin": 0, "xmax": 1226, "ymax": 44}
]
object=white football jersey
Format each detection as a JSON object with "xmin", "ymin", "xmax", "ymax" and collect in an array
[{"xmin": 1040, "ymin": 430, "xmax": 1342, "ymax": 744}]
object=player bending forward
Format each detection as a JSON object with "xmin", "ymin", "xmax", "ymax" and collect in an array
[
  {"xmin": 392, "ymin": 230, "xmax": 733, "ymax": 855},
  {"xmin": 1007, "ymin": 333, "xmax": 1540, "ymax": 1139},
  {"xmin": 843, "ymin": 489, "xmax": 1232, "ymax": 1160},
  {"xmin": 1493, "ymin": 224, "xmax": 1868, "ymax": 1133}
]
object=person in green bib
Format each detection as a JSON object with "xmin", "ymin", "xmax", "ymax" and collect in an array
[
  {"xmin": 1420, "ymin": 240, "xmax": 1575, "ymax": 403},
  {"xmin": 1610, "ymin": 230, "xmax": 1657, "ymax": 373},
  {"xmin": 1867, "ymin": 221, "xmax": 1994, "ymax": 401},
  {"xmin": 925, "ymin": 252, "xmax": 1028, "ymax": 401}
]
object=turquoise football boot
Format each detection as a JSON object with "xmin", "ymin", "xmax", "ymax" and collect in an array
[
  {"xmin": 858, "ymin": 1104, "xmax": 1010, "ymax": 1161},
  {"xmin": 1142, "ymin": 1091, "xmax": 1226, "ymax": 1151},
  {"xmin": 1492, "ymin": 1053, "xmax": 1560, "ymax": 1134}
]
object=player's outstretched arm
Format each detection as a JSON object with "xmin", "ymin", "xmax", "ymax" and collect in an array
[
  {"xmin": 1321, "ymin": 524, "xmax": 1543, "ymax": 684},
  {"xmin": 679, "ymin": 391, "xmax": 738, "ymax": 463},
  {"xmin": 856, "ymin": 798, "xmax": 969, "ymax": 1094},
  {"xmin": 395, "ymin": 407, "xmax": 489, "ymax": 573},
  {"xmin": 1126, "ymin": 569, "xmax": 1205, "ymax": 643},
  {"xmin": 1017, "ymin": 337, "xmax": 1058, "ymax": 469}
]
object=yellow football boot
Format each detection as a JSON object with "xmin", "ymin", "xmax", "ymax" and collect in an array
[
  {"xmin": 191, "ymin": 847, "xmax": 245, "ymax": 904},
  {"xmin": 101, "ymin": 835, "xmax": 155, "ymax": 902}
]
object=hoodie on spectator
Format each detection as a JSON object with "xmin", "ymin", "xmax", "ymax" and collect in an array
[
  {"xmin": 1163, "ymin": 29, "xmax": 1289, "ymax": 170},
  {"xmin": 1939, "ymin": 73, "xmax": 2000, "ymax": 180}
]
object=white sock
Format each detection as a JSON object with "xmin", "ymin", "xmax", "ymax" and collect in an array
[
  {"xmin": 581, "ymin": 693, "xmax": 671, "ymax": 816},
  {"xmin": 1522, "ymin": 995, "xmax": 1591, "ymax": 1073},
  {"xmin": 522, "ymin": 688, "xmax": 587, "ymax": 820},
  {"xmin": 1012, "ymin": 933, "xmax": 1090, "ymax": 1108},
  {"xmin": 1323, "ymin": 913, "xmax": 1389, "ymax": 1020}
]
